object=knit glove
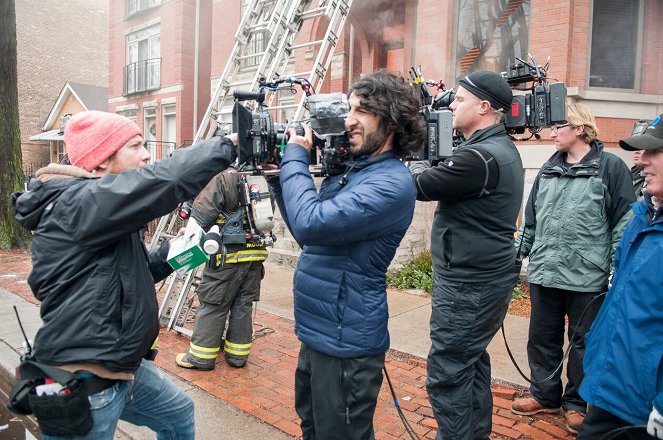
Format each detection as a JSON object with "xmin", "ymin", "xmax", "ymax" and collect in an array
[{"xmin": 649, "ymin": 407, "xmax": 663, "ymax": 439}]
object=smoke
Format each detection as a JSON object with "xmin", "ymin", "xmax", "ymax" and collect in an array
[{"xmin": 350, "ymin": 0, "xmax": 405, "ymax": 40}]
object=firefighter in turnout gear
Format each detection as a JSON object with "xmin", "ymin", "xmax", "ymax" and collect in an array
[{"xmin": 175, "ymin": 168, "xmax": 268, "ymax": 370}]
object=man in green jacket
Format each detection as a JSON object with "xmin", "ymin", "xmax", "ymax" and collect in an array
[{"xmin": 511, "ymin": 103, "xmax": 635, "ymax": 434}]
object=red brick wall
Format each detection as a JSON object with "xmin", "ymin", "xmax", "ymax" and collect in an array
[
  {"xmin": 210, "ymin": 0, "xmax": 240, "ymax": 80},
  {"xmin": 412, "ymin": 0, "xmax": 455, "ymax": 86}
]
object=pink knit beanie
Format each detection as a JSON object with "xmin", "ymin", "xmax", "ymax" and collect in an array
[{"xmin": 64, "ymin": 111, "xmax": 142, "ymax": 172}]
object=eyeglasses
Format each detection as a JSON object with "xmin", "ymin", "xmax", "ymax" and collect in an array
[{"xmin": 551, "ymin": 124, "xmax": 570, "ymax": 132}]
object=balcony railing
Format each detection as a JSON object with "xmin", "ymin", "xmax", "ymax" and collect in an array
[
  {"xmin": 126, "ymin": 0, "xmax": 161, "ymax": 18},
  {"xmin": 124, "ymin": 58, "xmax": 161, "ymax": 95},
  {"xmin": 144, "ymin": 140, "xmax": 176, "ymax": 162}
]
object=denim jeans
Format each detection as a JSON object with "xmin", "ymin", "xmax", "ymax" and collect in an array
[{"xmin": 42, "ymin": 359, "xmax": 195, "ymax": 440}]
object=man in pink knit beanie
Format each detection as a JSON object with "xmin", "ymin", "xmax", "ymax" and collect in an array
[
  {"xmin": 64, "ymin": 110, "xmax": 146, "ymax": 172},
  {"xmin": 11, "ymin": 109, "xmax": 237, "ymax": 439}
]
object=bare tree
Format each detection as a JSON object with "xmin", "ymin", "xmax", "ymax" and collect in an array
[{"xmin": 0, "ymin": 0, "xmax": 30, "ymax": 249}]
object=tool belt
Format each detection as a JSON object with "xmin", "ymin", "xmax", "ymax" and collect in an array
[{"xmin": 7, "ymin": 359, "xmax": 118, "ymax": 436}]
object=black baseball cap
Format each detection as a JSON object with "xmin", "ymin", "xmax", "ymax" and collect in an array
[{"xmin": 619, "ymin": 114, "xmax": 663, "ymax": 151}]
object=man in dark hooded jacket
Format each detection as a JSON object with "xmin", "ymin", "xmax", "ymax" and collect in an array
[{"xmin": 12, "ymin": 110, "xmax": 236, "ymax": 439}]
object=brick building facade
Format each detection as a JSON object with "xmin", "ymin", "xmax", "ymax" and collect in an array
[
  {"xmin": 16, "ymin": 0, "xmax": 108, "ymax": 173},
  {"xmin": 108, "ymin": 0, "xmax": 213, "ymax": 161},
  {"xmin": 107, "ymin": 0, "xmax": 662, "ymax": 264},
  {"xmin": 108, "ymin": 0, "xmax": 663, "ymax": 154}
]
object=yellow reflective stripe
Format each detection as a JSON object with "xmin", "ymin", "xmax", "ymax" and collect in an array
[
  {"xmin": 224, "ymin": 341, "xmax": 251, "ymax": 356},
  {"xmin": 189, "ymin": 343, "xmax": 220, "ymax": 353},
  {"xmin": 223, "ymin": 250, "xmax": 268, "ymax": 263},
  {"xmin": 215, "ymin": 216, "xmax": 248, "ymax": 225},
  {"xmin": 189, "ymin": 344, "xmax": 221, "ymax": 359},
  {"xmin": 188, "ymin": 351, "xmax": 218, "ymax": 359},
  {"xmin": 189, "ymin": 343, "xmax": 220, "ymax": 359},
  {"xmin": 225, "ymin": 347, "xmax": 250, "ymax": 356},
  {"xmin": 150, "ymin": 337, "xmax": 159, "ymax": 349},
  {"xmin": 225, "ymin": 341, "xmax": 251, "ymax": 349}
]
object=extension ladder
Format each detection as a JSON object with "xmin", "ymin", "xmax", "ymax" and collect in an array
[{"xmin": 156, "ymin": 0, "xmax": 353, "ymax": 337}]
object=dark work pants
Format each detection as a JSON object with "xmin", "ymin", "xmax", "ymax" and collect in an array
[
  {"xmin": 190, "ymin": 261, "xmax": 263, "ymax": 366},
  {"xmin": 427, "ymin": 271, "xmax": 518, "ymax": 440},
  {"xmin": 527, "ymin": 284, "xmax": 604, "ymax": 413},
  {"xmin": 577, "ymin": 405, "xmax": 654, "ymax": 439},
  {"xmin": 294, "ymin": 344, "xmax": 385, "ymax": 440}
]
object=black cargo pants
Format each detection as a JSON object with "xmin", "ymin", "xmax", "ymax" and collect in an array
[
  {"xmin": 427, "ymin": 271, "xmax": 518, "ymax": 440},
  {"xmin": 294, "ymin": 344, "xmax": 385, "ymax": 440}
]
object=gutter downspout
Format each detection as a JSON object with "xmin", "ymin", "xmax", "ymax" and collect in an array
[{"xmin": 193, "ymin": 0, "xmax": 200, "ymax": 138}]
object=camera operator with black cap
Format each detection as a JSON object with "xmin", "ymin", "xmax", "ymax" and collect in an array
[
  {"xmin": 577, "ymin": 114, "xmax": 663, "ymax": 440},
  {"xmin": 409, "ymin": 70, "xmax": 524, "ymax": 440}
]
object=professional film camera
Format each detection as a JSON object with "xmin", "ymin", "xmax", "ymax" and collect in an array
[
  {"xmin": 232, "ymin": 78, "xmax": 350, "ymax": 175},
  {"xmin": 307, "ymin": 92, "xmax": 351, "ymax": 175},
  {"xmin": 409, "ymin": 66, "xmax": 458, "ymax": 162},
  {"xmin": 502, "ymin": 53, "xmax": 567, "ymax": 139}
]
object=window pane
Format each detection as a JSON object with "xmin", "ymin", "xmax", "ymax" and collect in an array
[
  {"xmin": 456, "ymin": 0, "xmax": 531, "ymax": 78},
  {"xmin": 125, "ymin": 25, "xmax": 161, "ymax": 93},
  {"xmin": 589, "ymin": 0, "xmax": 639, "ymax": 89}
]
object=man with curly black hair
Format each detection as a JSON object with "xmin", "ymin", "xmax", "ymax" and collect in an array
[
  {"xmin": 410, "ymin": 70, "xmax": 525, "ymax": 440},
  {"xmin": 269, "ymin": 70, "xmax": 426, "ymax": 439}
]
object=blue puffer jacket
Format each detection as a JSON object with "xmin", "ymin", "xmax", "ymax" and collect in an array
[
  {"xmin": 580, "ymin": 197, "xmax": 663, "ymax": 424},
  {"xmin": 271, "ymin": 144, "xmax": 416, "ymax": 358}
]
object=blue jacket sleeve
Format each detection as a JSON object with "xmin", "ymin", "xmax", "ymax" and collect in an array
[
  {"xmin": 279, "ymin": 143, "xmax": 415, "ymax": 247},
  {"xmin": 268, "ymin": 174, "xmax": 303, "ymax": 249}
]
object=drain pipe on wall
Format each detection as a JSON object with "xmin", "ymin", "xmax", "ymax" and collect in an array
[
  {"xmin": 193, "ymin": 0, "xmax": 200, "ymax": 138},
  {"xmin": 348, "ymin": 24, "xmax": 354, "ymax": 83}
]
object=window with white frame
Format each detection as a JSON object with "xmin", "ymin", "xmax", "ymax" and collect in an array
[
  {"xmin": 589, "ymin": 0, "xmax": 642, "ymax": 90},
  {"xmin": 56, "ymin": 141, "xmax": 66, "ymax": 163},
  {"xmin": 126, "ymin": 0, "xmax": 161, "ymax": 18},
  {"xmin": 162, "ymin": 104, "xmax": 176, "ymax": 157},
  {"xmin": 144, "ymin": 107, "xmax": 157, "ymax": 162},
  {"xmin": 144, "ymin": 107, "xmax": 157, "ymax": 141},
  {"xmin": 125, "ymin": 24, "xmax": 161, "ymax": 94},
  {"xmin": 117, "ymin": 109, "xmax": 138, "ymax": 122},
  {"xmin": 240, "ymin": 0, "xmax": 273, "ymax": 69}
]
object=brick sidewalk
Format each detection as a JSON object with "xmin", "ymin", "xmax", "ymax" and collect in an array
[{"xmin": 0, "ymin": 249, "xmax": 575, "ymax": 439}]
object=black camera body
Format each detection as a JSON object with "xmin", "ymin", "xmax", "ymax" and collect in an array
[
  {"xmin": 415, "ymin": 106, "xmax": 454, "ymax": 162},
  {"xmin": 409, "ymin": 67, "xmax": 459, "ymax": 162},
  {"xmin": 307, "ymin": 93, "xmax": 351, "ymax": 175},
  {"xmin": 232, "ymin": 89, "xmax": 290, "ymax": 167},
  {"xmin": 233, "ymin": 84, "xmax": 351, "ymax": 175},
  {"xmin": 502, "ymin": 57, "xmax": 567, "ymax": 136}
]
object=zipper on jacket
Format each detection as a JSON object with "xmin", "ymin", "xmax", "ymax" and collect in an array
[{"xmin": 341, "ymin": 359, "xmax": 350, "ymax": 424}]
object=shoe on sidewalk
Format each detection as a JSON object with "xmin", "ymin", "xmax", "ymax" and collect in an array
[
  {"xmin": 565, "ymin": 410, "xmax": 585, "ymax": 435},
  {"xmin": 511, "ymin": 397, "xmax": 561, "ymax": 415},
  {"xmin": 175, "ymin": 353, "xmax": 215, "ymax": 371}
]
